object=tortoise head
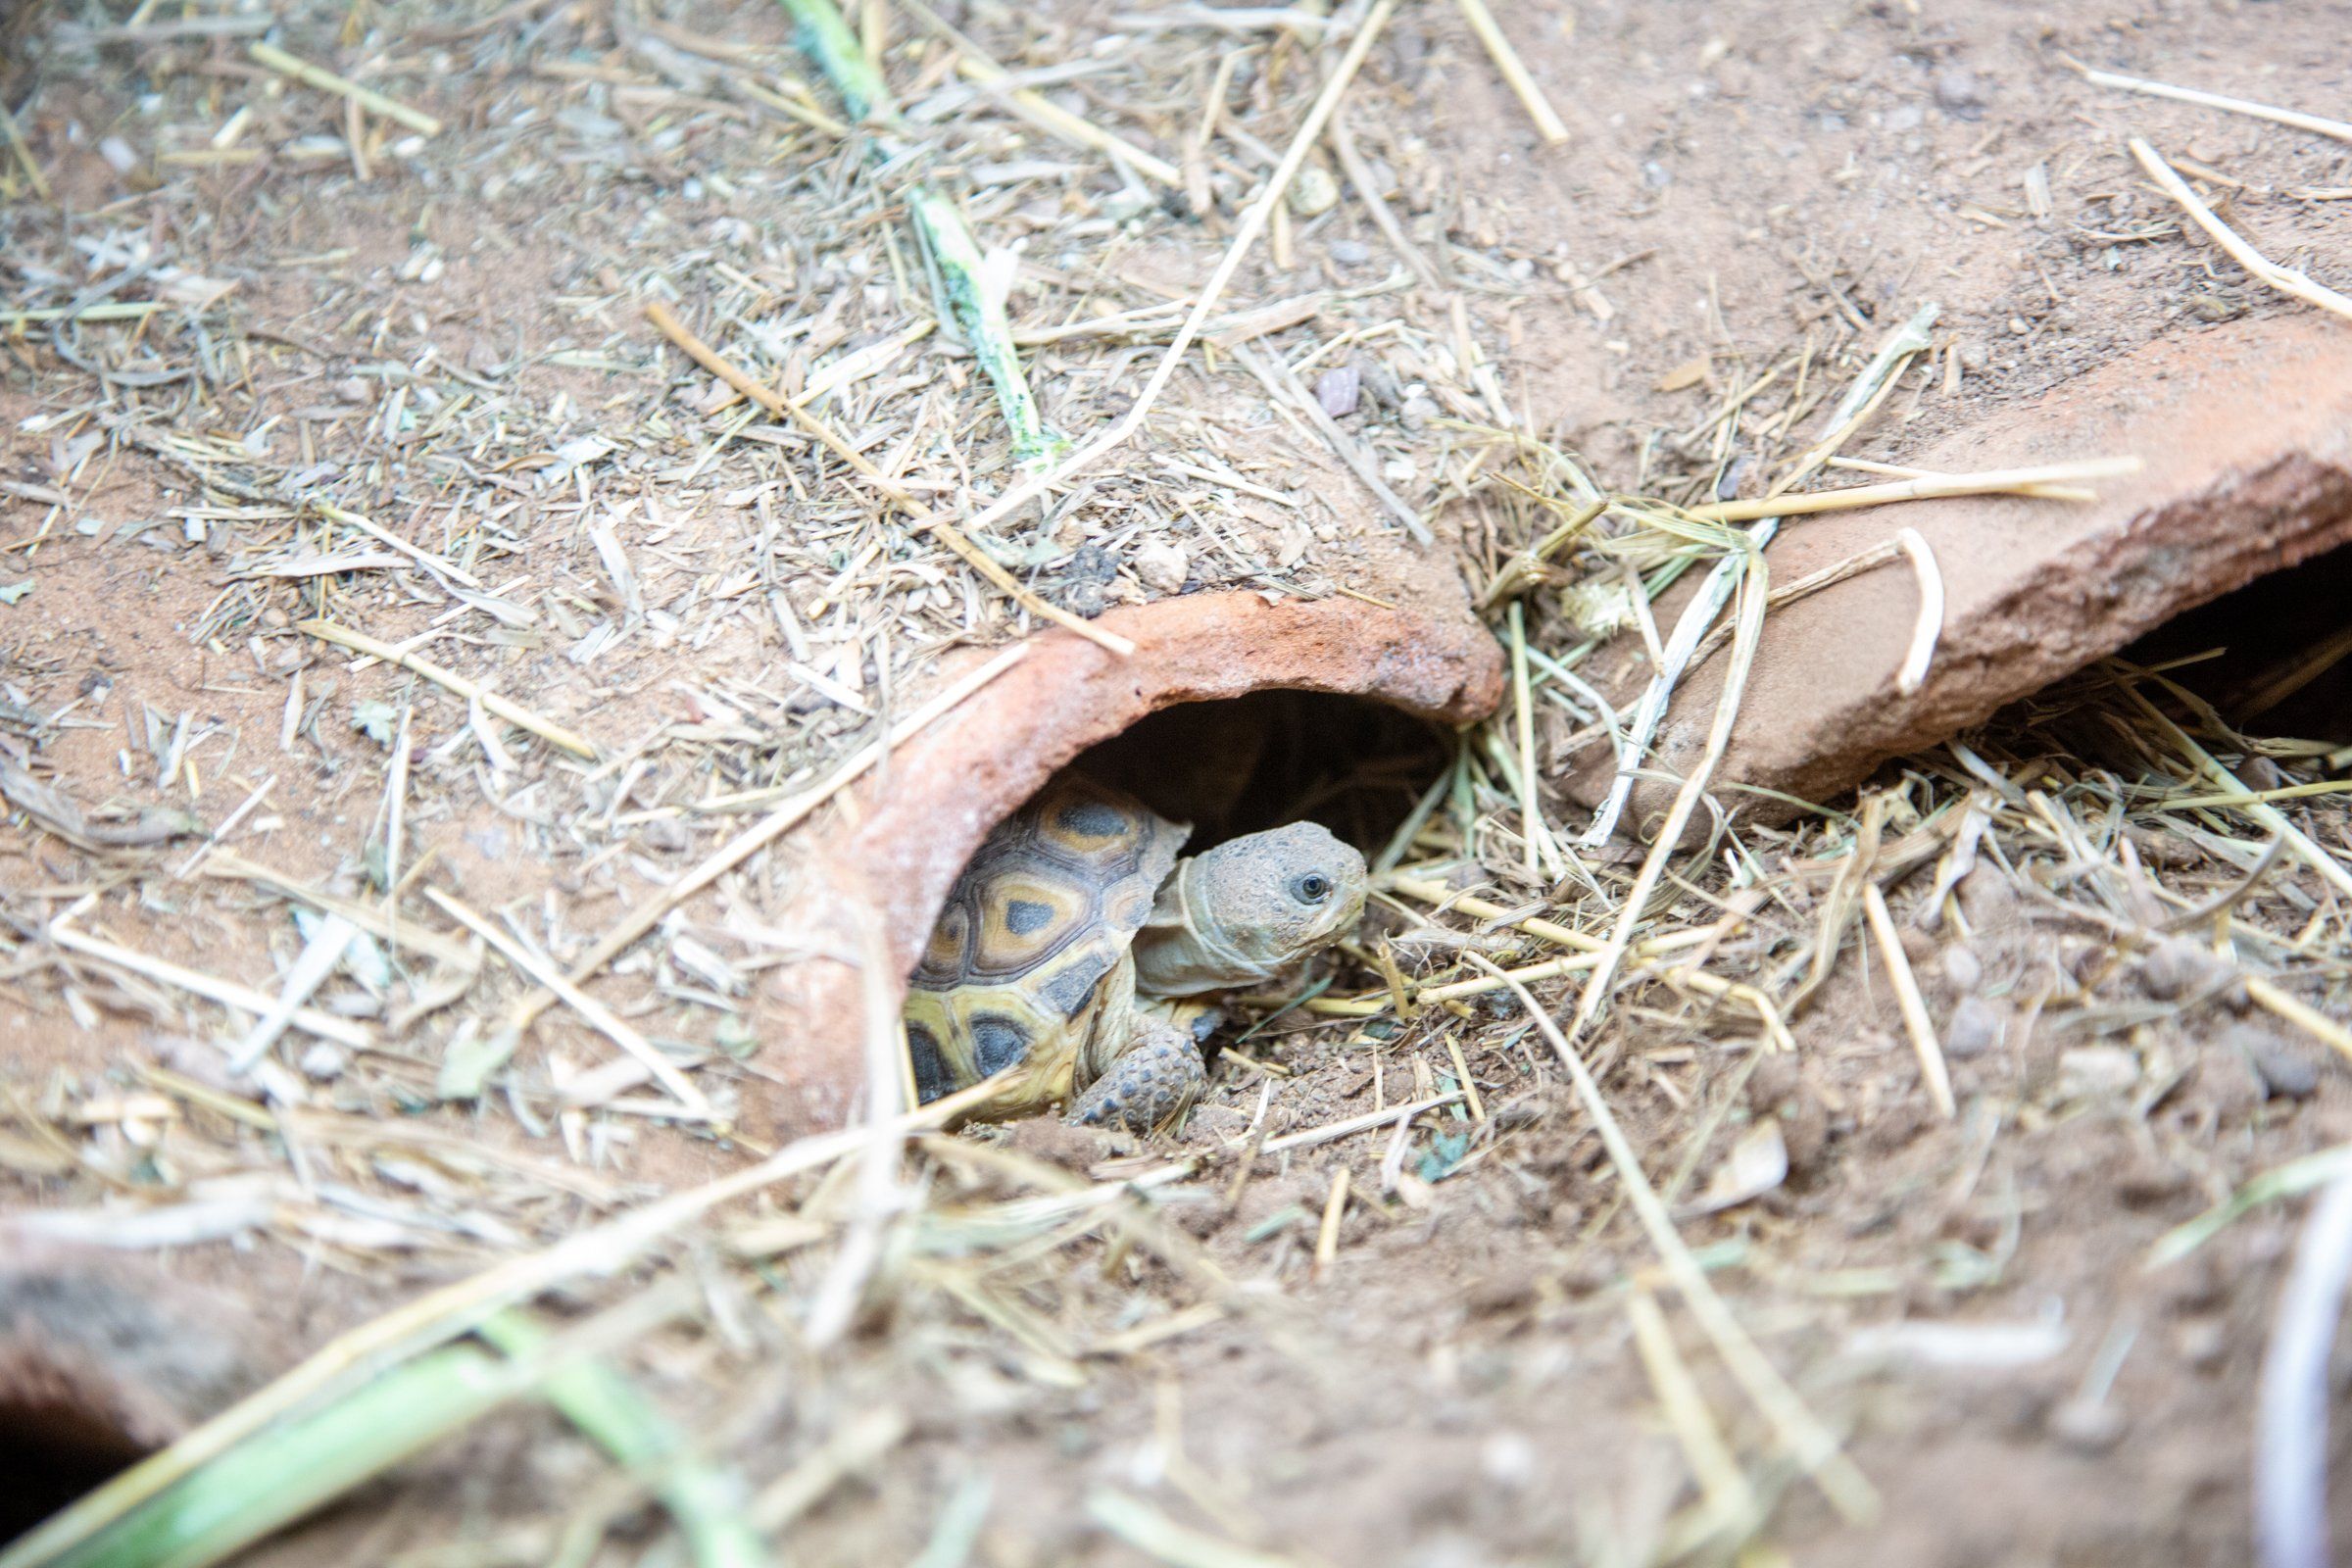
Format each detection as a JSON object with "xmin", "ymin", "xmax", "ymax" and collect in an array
[{"xmin": 1137, "ymin": 821, "xmax": 1367, "ymax": 994}]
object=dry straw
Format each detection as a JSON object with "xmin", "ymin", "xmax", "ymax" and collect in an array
[
  {"xmin": 2128, "ymin": 138, "xmax": 2352, "ymax": 323},
  {"xmin": 17, "ymin": 7, "xmax": 2352, "ymax": 1564}
]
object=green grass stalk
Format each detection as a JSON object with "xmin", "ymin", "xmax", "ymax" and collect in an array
[
  {"xmin": 478, "ymin": 1312, "xmax": 766, "ymax": 1568},
  {"xmin": 48, "ymin": 1348, "xmax": 523, "ymax": 1568},
  {"xmin": 778, "ymin": 0, "xmax": 1065, "ymax": 463}
]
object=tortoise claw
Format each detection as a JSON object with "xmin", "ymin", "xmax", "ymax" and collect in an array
[{"xmin": 1069, "ymin": 1021, "xmax": 1204, "ymax": 1135}]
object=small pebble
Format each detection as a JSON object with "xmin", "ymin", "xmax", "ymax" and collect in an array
[
  {"xmin": 1940, "ymin": 945, "xmax": 1984, "ymax": 994},
  {"xmin": 1352, "ymin": 353, "xmax": 1403, "ymax": 408},
  {"xmin": 1289, "ymin": 164, "xmax": 1340, "ymax": 217},
  {"xmin": 1315, "ymin": 365, "xmax": 1362, "ymax": 418},
  {"xmin": 2240, "ymin": 756, "xmax": 2286, "ymax": 791},
  {"xmin": 1328, "ymin": 238, "xmax": 1372, "ymax": 265},
  {"xmin": 1933, "ymin": 68, "xmax": 1986, "ymax": 118},
  {"xmin": 1714, "ymin": 453, "xmax": 1754, "ymax": 502},
  {"xmin": 2047, "ymin": 1396, "xmax": 2128, "ymax": 1454},
  {"xmin": 299, "ymin": 1043, "xmax": 349, "ymax": 1081},
  {"xmin": 2234, "ymin": 1025, "xmax": 2321, "ymax": 1100},
  {"xmin": 1131, "ymin": 538, "xmax": 1189, "ymax": 596},
  {"xmin": 1943, "ymin": 995, "xmax": 2002, "ymax": 1059},
  {"xmin": 2137, "ymin": 937, "xmax": 2232, "ymax": 1001},
  {"xmin": 2058, "ymin": 1045, "xmax": 2140, "ymax": 1101}
]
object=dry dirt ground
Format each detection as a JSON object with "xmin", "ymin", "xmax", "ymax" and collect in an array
[{"xmin": 4, "ymin": 1, "xmax": 2352, "ymax": 1565}]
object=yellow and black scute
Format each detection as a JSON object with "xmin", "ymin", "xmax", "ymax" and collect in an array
[{"xmin": 903, "ymin": 776, "xmax": 1189, "ymax": 1117}]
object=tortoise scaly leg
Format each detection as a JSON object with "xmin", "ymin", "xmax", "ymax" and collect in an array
[{"xmin": 1069, "ymin": 1019, "xmax": 1204, "ymax": 1134}]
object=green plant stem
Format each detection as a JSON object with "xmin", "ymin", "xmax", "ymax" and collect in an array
[
  {"xmin": 777, "ymin": 0, "xmax": 1064, "ymax": 464},
  {"xmin": 477, "ymin": 1312, "xmax": 766, "ymax": 1568},
  {"xmin": 50, "ymin": 1348, "xmax": 524, "ymax": 1568},
  {"xmin": 777, "ymin": 0, "xmax": 888, "ymax": 122},
  {"xmin": 906, "ymin": 185, "xmax": 1058, "ymax": 461}
]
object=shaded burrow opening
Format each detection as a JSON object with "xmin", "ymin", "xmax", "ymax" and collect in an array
[
  {"xmin": 0, "ymin": 1392, "xmax": 151, "ymax": 1545},
  {"xmin": 1061, "ymin": 689, "xmax": 1454, "ymax": 858},
  {"xmin": 898, "ymin": 689, "xmax": 1454, "ymax": 1102},
  {"xmin": 2122, "ymin": 539, "xmax": 2352, "ymax": 743}
]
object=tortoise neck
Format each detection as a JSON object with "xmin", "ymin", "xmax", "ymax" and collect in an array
[{"xmin": 1132, "ymin": 858, "xmax": 1278, "ymax": 996}]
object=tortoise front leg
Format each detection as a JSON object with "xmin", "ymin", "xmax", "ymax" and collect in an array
[{"xmin": 1069, "ymin": 1018, "xmax": 1204, "ymax": 1134}]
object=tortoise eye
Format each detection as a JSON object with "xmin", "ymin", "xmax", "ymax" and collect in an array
[{"xmin": 1292, "ymin": 872, "xmax": 1334, "ymax": 905}]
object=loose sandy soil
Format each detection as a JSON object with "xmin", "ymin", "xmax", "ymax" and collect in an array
[{"xmin": 4, "ymin": 1, "xmax": 2352, "ymax": 1565}]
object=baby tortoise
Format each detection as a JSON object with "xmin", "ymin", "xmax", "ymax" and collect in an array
[{"xmin": 904, "ymin": 775, "xmax": 1366, "ymax": 1131}]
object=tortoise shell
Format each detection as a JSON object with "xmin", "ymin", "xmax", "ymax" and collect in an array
[{"xmin": 903, "ymin": 777, "xmax": 1188, "ymax": 1114}]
